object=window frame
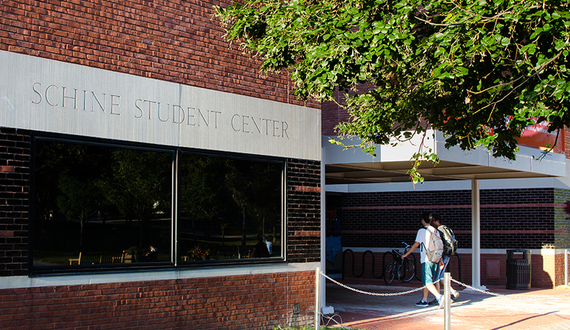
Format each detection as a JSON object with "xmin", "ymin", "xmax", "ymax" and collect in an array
[{"xmin": 29, "ymin": 133, "xmax": 287, "ymax": 276}]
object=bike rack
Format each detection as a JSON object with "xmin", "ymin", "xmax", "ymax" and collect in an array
[
  {"xmin": 341, "ymin": 249, "xmax": 385, "ymax": 280},
  {"xmin": 342, "ymin": 249, "xmax": 461, "ymax": 283}
]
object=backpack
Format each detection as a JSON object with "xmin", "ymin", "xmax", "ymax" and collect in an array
[
  {"xmin": 424, "ymin": 226, "xmax": 444, "ymax": 263},
  {"xmin": 438, "ymin": 225, "xmax": 458, "ymax": 256}
]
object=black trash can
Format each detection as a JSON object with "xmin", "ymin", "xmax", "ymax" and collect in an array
[{"xmin": 506, "ymin": 249, "xmax": 531, "ymax": 290}]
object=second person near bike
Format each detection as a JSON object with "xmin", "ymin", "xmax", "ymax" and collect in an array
[
  {"xmin": 431, "ymin": 214, "xmax": 460, "ymax": 305},
  {"xmin": 401, "ymin": 212, "xmax": 445, "ymax": 308}
]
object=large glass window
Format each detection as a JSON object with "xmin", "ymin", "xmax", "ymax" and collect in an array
[
  {"xmin": 32, "ymin": 139, "xmax": 173, "ymax": 270},
  {"xmin": 31, "ymin": 137, "xmax": 284, "ymax": 273},
  {"xmin": 178, "ymin": 154, "xmax": 283, "ymax": 262}
]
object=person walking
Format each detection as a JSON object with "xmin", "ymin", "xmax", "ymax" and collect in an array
[
  {"xmin": 429, "ymin": 214, "xmax": 460, "ymax": 305},
  {"xmin": 401, "ymin": 212, "xmax": 445, "ymax": 308}
]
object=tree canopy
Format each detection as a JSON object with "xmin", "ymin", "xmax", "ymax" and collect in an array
[{"xmin": 215, "ymin": 0, "xmax": 570, "ymax": 181}]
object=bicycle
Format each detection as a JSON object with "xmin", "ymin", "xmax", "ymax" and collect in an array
[{"xmin": 384, "ymin": 242, "xmax": 417, "ymax": 285}]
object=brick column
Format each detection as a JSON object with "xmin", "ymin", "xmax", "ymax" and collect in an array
[{"xmin": 0, "ymin": 127, "xmax": 30, "ymax": 276}]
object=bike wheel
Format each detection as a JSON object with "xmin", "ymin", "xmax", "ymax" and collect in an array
[
  {"xmin": 401, "ymin": 257, "xmax": 416, "ymax": 283},
  {"xmin": 384, "ymin": 261, "xmax": 396, "ymax": 285}
]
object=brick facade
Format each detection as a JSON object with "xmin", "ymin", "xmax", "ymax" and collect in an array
[
  {"xmin": 287, "ymin": 160, "xmax": 321, "ymax": 263},
  {"xmin": 0, "ymin": 0, "xmax": 318, "ymax": 109},
  {"xmin": 0, "ymin": 128, "xmax": 321, "ymax": 328},
  {"xmin": 0, "ymin": 271, "xmax": 315, "ymax": 329},
  {"xmin": 0, "ymin": 128, "xmax": 30, "ymax": 277},
  {"xmin": 334, "ymin": 187, "xmax": 570, "ymax": 288},
  {"xmin": 338, "ymin": 188, "xmax": 564, "ymax": 249}
]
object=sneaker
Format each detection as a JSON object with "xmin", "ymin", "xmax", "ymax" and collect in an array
[
  {"xmin": 437, "ymin": 295, "xmax": 445, "ymax": 309},
  {"xmin": 415, "ymin": 299, "xmax": 429, "ymax": 307},
  {"xmin": 451, "ymin": 292, "xmax": 460, "ymax": 302},
  {"xmin": 428, "ymin": 299, "xmax": 438, "ymax": 306}
]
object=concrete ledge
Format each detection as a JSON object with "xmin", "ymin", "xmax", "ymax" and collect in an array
[{"xmin": 0, "ymin": 262, "xmax": 320, "ymax": 290}]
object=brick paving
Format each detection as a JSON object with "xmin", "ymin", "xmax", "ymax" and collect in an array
[{"xmin": 324, "ymin": 278, "xmax": 570, "ymax": 329}]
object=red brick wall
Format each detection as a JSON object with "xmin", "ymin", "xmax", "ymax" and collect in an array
[
  {"xmin": 0, "ymin": 271, "xmax": 316, "ymax": 329},
  {"xmin": 0, "ymin": 0, "xmax": 319, "ymax": 109},
  {"xmin": 564, "ymin": 127, "xmax": 570, "ymax": 159},
  {"xmin": 342, "ymin": 251, "xmax": 558, "ymax": 289},
  {"xmin": 1, "ymin": 3, "xmax": 322, "ymax": 327},
  {"xmin": 321, "ymin": 94, "xmax": 349, "ymax": 136}
]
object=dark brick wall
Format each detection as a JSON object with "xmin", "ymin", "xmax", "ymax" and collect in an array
[
  {"xmin": 336, "ymin": 188, "xmax": 560, "ymax": 250},
  {"xmin": 0, "ymin": 271, "xmax": 316, "ymax": 329},
  {"xmin": 287, "ymin": 160, "xmax": 321, "ymax": 263},
  {"xmin": 0, "ymin": 128, "xmax": 30, "ymax": 277},
  {"xmin": 0, "ymin": 0, "xmax": 319, "ymax": 109}
]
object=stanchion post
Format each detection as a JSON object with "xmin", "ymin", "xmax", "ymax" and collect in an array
[
  {"xmin": 444, "ymin": 272, "xmax": 451, "ymax": 330},
  {"xmin": 315, "ymin": 267, "xmax": 320, "ymax": 330}
]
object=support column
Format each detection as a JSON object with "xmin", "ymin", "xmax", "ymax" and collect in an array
[
  {"xmin": 319, "ymin": 148, "xmax": 326, "ymax": 320},
  {"xmin": 471, "ymin": 179, "xmax": 481, "ymax": 288}
]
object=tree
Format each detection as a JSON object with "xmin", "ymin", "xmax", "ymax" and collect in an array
[
  {"xmin": 215, "ymin": 0, "xmax": 570, "ymax": 182},
  {"xmin": 179, "ymin": 156, "xmax": 235, "ymax": 246},
  {"xmin": 54, "ymin": 145, "xmax": 108, "ymax": 248},
  {"xmin": 100, "ymin": 149, "xmax": 171, "ymax": 248}
]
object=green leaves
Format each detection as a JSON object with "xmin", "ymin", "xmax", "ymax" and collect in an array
[{"xmin": 215, "ymin": 0, "xmax": 570, "ymax": 182}]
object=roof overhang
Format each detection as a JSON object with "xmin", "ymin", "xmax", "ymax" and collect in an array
[{"xmin": 323, "ymin": 130, "xmax": 566, "ymax": 184}]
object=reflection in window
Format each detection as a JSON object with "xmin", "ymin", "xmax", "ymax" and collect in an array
[
  {"xmin": 179, "ymin": 154, "xmax": 282, "ymax": 262},
  {"xmin": 31, "ymin": 137, "xmax": 285, "ymax": 272},
  {"xmin": 33, "ymin": 140, "xmax": 172, "ymax": 268}
]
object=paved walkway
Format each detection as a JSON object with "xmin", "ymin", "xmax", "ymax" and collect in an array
[{"xmin": 324, "ymin": 278, "xmax": 570, "ymax": 329}]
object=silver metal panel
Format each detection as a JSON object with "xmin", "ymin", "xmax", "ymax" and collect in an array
[{"xmin": 0, "ymin": 50, "xmax": 321, "ymax": 161}]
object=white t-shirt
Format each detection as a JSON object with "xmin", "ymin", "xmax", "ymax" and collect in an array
[{"xmin": 415, "ymin": 225, "xmax": 440, "ymax": 264}]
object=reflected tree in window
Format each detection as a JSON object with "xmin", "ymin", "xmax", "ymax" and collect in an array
[
  {"xmin": 32, "ymin": 138, "xmax": 283, "ymax": 272},
  {"xmin": 225, "ymin": 160, "xmax": 282, "ymax": 257},
  {"xmin": 98, "ymin": 149, "xmax": 172, "ymax": 261},
  {"xmin": 33, "ymin": 140, "xmax": 172, "ymax": 267},
  {"xmin": 179, "ymin": 155, "xmax": 282, "ymax": 261}
]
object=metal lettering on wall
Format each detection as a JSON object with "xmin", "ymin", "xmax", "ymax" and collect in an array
[{"xmin": 0, "ymin": 50, "xmax": 320, "ymax": 160}]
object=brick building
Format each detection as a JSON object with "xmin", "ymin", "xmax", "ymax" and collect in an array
[{"xmin": 0, "ymin": 1, "xmax": 321, "ymax": 329}]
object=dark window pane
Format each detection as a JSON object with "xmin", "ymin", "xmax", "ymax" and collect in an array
[
  {"xmin": 179, "ymin": 154, "xmax": 282, "ymax": 262},
  {"xmin": 32, "ymin": 140, "xmax": 172, "ymax": 268}
]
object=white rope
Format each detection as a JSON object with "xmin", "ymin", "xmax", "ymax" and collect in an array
[
  {"xmin": 322, "ymin": 271, "xmax": 570, "ymax": 300},
  {"xmin": 451, "ymin": 278, "xmax": 570, "ymax": 300},
  {"xmin": 321, "ymin": 271, "xmax": 429, "ymax": 296},
  {"xmin": 450, "ymin": 278, "xmax": 504, "ymax": 296}
]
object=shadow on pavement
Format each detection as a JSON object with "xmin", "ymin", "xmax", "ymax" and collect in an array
[{"xmin": 324, "ymin": 278, "xmax": 570, "ymax": 330}]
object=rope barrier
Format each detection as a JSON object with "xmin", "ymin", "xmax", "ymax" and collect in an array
[
  {"xmin": 322, "ymin": 270, "xmax": 570, "ymax": 301},
  {"xmin": 321, "ymin": 272, "xmax": 427, "ymax": 296},
  {"xmin": 450, "ymin": 278, "xmax": 570, "ymax": 300},
  {"xmin": 320, "ymin": 270, "xmax": 570, "ymax": 330}
]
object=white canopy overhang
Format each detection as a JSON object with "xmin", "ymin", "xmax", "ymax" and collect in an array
[{"xmin": 323, "ymin": 130, "xmax": 566, "ymax": 184}]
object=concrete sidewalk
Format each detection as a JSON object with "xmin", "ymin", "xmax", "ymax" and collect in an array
[{"xmin": 324, "ymin": 278, "xmax": 570, "ymax": 329}]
